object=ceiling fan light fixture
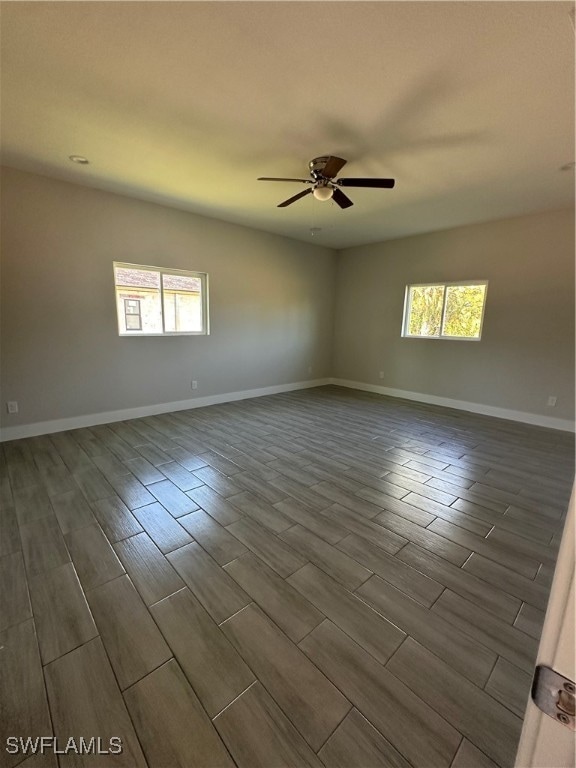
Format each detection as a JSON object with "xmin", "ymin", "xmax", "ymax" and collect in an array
[
  {"xmin": 258, "ymin": 155, "xmax": 395, "ymax": 209},
  {"xmin": 313, "ymin": 185, "xmax": 334, "ymax": 201}
]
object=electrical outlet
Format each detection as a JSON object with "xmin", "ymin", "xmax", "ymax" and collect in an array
[
  {"xmin": 547, "ymin": 396, "xmax": 557, "ymax": 407},
  {"xmin": 191, "ymin": 380, "xmax": 198, "ymax": 391},
  {"xmin": 6, "ymin": 401, "xmax": 18, "ymax": 414},
  {"xmin": 379, "ymin": 371, "xmax": 385, "ymax": 379}
]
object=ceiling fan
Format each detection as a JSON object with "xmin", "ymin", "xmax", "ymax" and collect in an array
[{"xmin": 258, "ymin": 155, "xmax": 395, "ymax": 209}]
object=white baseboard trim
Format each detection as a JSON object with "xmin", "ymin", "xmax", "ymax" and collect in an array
[
  {"xmin": 330, "ymin": 378, "xmax": 576, "ymax": 433},
  {"xmin": 0, "ymin": 379, "xmax": 331, "ymax": 442}
]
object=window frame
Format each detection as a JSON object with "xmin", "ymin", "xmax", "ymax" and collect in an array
[
  {"xmin": 123, "ymin": 298, "xmax": 143, "ymax": 331},
  {"xmin": 401, "ymin": 280, "xmax": 488, "ymax": 341},
  {"xmin": 113, "ymin": 262, "xmax": 209, "ymax": 337}
]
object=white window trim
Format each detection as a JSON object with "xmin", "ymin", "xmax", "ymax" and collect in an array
[
  {"xmin": 401, "ymin": 280, "xmax": 488, "ymax": 341},
  {"xmin": 114, "ymin": 262, "xmax": 210, "ymax": 337}
]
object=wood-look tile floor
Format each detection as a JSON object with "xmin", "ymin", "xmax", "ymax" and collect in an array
[{"xmin": 1, "ymin": 386, "xmax": 574, "ymax": 768}]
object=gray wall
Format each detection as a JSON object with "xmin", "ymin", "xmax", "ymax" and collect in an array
[
  {"xmin": 2, "ymin": 167, "xmax": 574, "ymax": 433},
  {"xmin": 0, "ymin": 167, "xmax": 335, "ymax": 429},
  {"xmin": 333, "ymin": 208, "xmax": 575, "ymax": 422}
]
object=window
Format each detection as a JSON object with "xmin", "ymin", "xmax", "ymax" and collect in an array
[
  {"xmin": 114, "ymin": 262, "xmax": 208, "ymax": 336},
  {"xmin": 402, "ymin": 281, "xmax": 488, "ymax": 340},
  {"xmin": 123, "ymin": 299, "xmax": 142, "ymax": 331}
]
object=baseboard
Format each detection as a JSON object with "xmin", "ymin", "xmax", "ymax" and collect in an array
[
  {"xmin": 330, "ymin": 378, "xmax": 576, "ymax": 433},
  {"xmin": 0, "ymin": 378, "xmax": 332, "ymax": 442},
  {"xmin": 3, "ymin": 376, "xmax": 573, "ymax": 441}
]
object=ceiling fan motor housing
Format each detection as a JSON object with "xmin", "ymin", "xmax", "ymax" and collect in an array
[{"xmin": 309, "ymin": 156, "xmax": 332, "ymax": 179}]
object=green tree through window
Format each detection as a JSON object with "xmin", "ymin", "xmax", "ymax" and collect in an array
[{"xmin": 403, "ymin": 282, "xmax": 487, "ymax": 339}]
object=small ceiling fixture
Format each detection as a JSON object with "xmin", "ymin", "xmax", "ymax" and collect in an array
[
  {"xmin": 313, "ymin": 185, "xmax": 334, "ymax": 202},
  {"xmin": 69, "ymin": 155, "xmax": 89, "ymax": 165},
  {"xmin": 560, "ymin": 161, "xmax": 575, "ymax": 171}
]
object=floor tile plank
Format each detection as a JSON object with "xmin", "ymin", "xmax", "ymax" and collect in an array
[
  {"xmin": 14, "ymin": 485, "xmax": 53, "ymax": 526},
  {"xmin": 274, "ymin": 497, "xmax": 349, "ymax": 544},
  {"xmin": 431, "ymin": 590, "xmax": 538, "ymax": 673},
  {"xmin": 114, "ymin": 531, "xmax": 185, "ymax": 606},
  {"xmin": 359, "ymin": 491, "xmax": 436, "ymax": 526},
  {"xmin": 147, "ymin": 479, "xmax": 199, "ymax": 517},
  {"xmin": 0, "ymin": 505, "xmax": 20, "ymax": 556},
  {"xmin": 451, "ymin": 740, "xmax": 500, "ymax": 768},
  {"xmin": 234, "ymin": 470, "xmax": 288, "ymax": 504},
  {"xmin": 132, "ymin": 501, "xmax": 193, "ymax": 554},
  {"xmin": 485, "ymin": 657, "xmax": 532, "ymax": 718},
  {"xmin": 106, "ymin": 473, "xmax": 155, "ymax": 510},
  {"xmin": 8, "ymin": 461, "xmax": 41, "ymax": 490},
  {"xmin": 427, "ymin": 519, "xmax": 541, "ymax": 579},
  {"xmin": 486, "ymin": 527, "xmax": 557, "ymax": 566},
  {"xmin": 397, "ymin": 543, "xmax": 521, "ymax": 621},
  {"xmin": 323, "ymin": 503, "xmax": 408, "ymax": 554},
  {"xmin": 187, "ymin": 484, "xmax": 243, "ymax": 525},
  {"xmin": 158, "ymin": 460, "xmax": 204, "ymax": 491},
  {"xmin": 72, "ymin": 466, "xmax": 116, "ymax": 502},
  {"xmin": 289, "ymin": 563, "xmax": 405, "ymax": 665},
  {"xmin": 356, "ymin": 575, "xmax": 496, "ymax": 686},
  {"xmin": 513, "ymin": 602, "xmax": 545, "ymax": 640},
  {"xmin": 168, "ymin": 541, "xmax": 251, "ymax": 623},
  {"xmin": 50, "ymin": 489, "xmax": 97, "ymax": 533},
  {"xmin": 313, "ymin": 481, "xmax": 385, "ymax": 518},
  {"xmin": 374, "ymin": 509, "xmax": 471, "ymax": 565},
  {"xmin": 192, "ymin": 465, "xmax": 243, "ymax": 498},
  {"xmin": 44, "ymin": 637, "xmax": 147, "ymax": 767},
  {"xmin": 0, "ymin": 551, "xmax": 32, "ymax": 631},
  {"xmin": 224, "ymin": 552, "xmax": 323, "ymax": 642},
  {"xmin": 463, "ymin": 553, "xmax": 550, "ymax": 611},
  {"xmin": 40, "ymin": 466, "xmax": 78, "ymax": 497},
  {"xmin": 123, "ymin": 456, "xmax": 165, "ymax": 486},
  {"xmin": 150, "ymin": 587, "xmax": 255, "ymax": 717},
  {"xmin": 178, "ymin": 509, "xmax": 248, "ymax": 565},
  {"xmin": 65, "ymin": 523, "xmax": 125, "ymax": 590},
  {"xmin": 338, "ymin": 534, "xmax": 444, "ymax": 607},
  {"xmin": 213, "ymin": 682, "xmax": 324, "ymax": 768},
  {"xmin": 318, "ymin": 708, "xmax": 411, "ymax": 768},
  {"xmin": 386, "ymin": 637, "xmax": 522, "ymax": 768},
  {"xmin": 300, "ymin": 620, "xmax": 460, "ymax": 768},
  {"xmin": 268, "ymin": 474, "xmax": 333, "ymax": 512},
  {"xmin": 29, "ymin": 562, "xmax": 98, "ymax": 664},
  {"xmin": 222, "ymin": 603, "xmax": 350, "ymax": 750},
  {"xmin": 227, "ymin": 517, "xmax": 307, "ymax": 578},
  {"xmin": 20, "ymin": 514, "xmax": 70, "ymax": 577},
  {"xmin": 228, "ymin": 490, "xmax": 293, "ymax": 533},
  {"xmin": 86, "ymin": 574, "xmax": 171, "ymax": 689},
  {"xmin": 280, "ymin": 524, "xmax": 372, "ymax": 590},
  {"xmin": 92, "ymin": 495, "xmax": 144, "ymax": 542},
  {"xmin": 0, "ymin": 619, "xmax": 53, "ymax": 768},
  {"xmin": 124, "ymin": 660, "xmax": 235, "ymax": 767}
]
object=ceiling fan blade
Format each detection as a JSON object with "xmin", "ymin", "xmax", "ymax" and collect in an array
[
  {"xmin": 332, "ymin": 188, "xmax": 354, "ymax": 209},
  {"xmin": 321, "ymin": 156, "xmax": 347, "ymax": 179},
  {"xmin": 278, "ymin": 188, "xmax": 313, "ymax": 207},
  {"xmin": 337, "ymin": 178, "xmax": 395, "ymax": 188},
  {"xmin": 258, "ymin": 177, "xmax": 312, "ymax": 183}
]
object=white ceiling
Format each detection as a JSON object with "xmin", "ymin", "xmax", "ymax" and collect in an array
[{"xmin": 1, "ymin": 1, "xmax": 574, "ymax": 249}]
